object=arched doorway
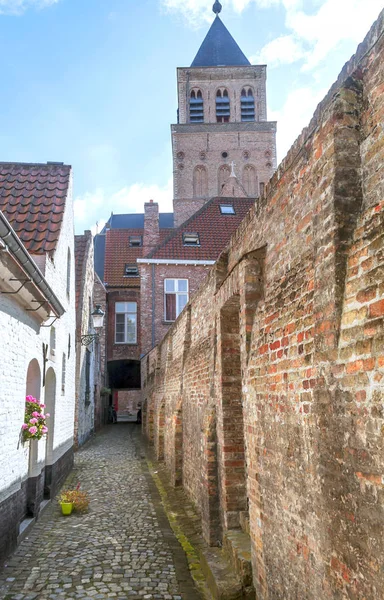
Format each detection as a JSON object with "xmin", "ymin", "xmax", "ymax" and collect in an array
[
  {"xmin": 26, "ymin": 359, "xmax": 41, "ymax": 401},
  {"xmin": 25, "ymin": 359, "xmax": 42, "ymax": 515},
  {"xmin": 44, "ymin": 368, "xmax": 56, "ymax": 498}
]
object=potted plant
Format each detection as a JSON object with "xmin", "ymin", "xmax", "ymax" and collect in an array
[
  {"xmin": 58, "ymin": 483, "xmax": 90, "ymax": 516},
  {"xmin": 58, "ymin": 491, "xmax": 74, "ymax": 515}
]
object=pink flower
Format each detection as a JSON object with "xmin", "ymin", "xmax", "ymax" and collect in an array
[
  {"xmin": 29, "ymin": 418, "xmax": 38, "ymax": 425},
  {"xmin": 32, "ymin": 411, "xmax": 40, "ymax": 418},
  {"xmin": 29, "ymin": 426, "xmax": 38, "ymax": 435},
  {"xmin": 42, "ymin": 426, "xmax": 48, "ymax": 434},
  {"xmin": 22, "ymin": 424, "xmax": 29, "ymax": 430},
  {"xmin": 39, "ymin": 403, "xmax": 46, "ymax": 408},
  {"xmin": 46, "ymin": 413, "xmax": 50, "ymax": 418},
  {"xmin": 26, "ymin": 395, "xmax": 35, "ymax": 403}
]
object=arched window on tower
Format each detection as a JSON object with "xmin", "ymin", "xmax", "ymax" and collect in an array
[
  {"xmin": 241, "ymin": 88, "xmax": 255, "ymax": 122},
  {"xmin": 190, "ymin": 90, "xmax": 204, "ymax": 123},
  {"xmin": 216, "ymin": 89, "xmax": 230, "ymax": 123},
  {"xmin": 193, "ymin": 165, "xmax": 208, "ymax": 197},
  {"xmin": 243, "ymin": 165, "xmax": 257, "ymax": 196},
  {"xmin": 218, "ymin": 164, "xmax": 231, "ymax": 193}
]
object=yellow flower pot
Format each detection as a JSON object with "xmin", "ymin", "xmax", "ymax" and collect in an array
[{"xmin": 60, "ymin": 502, "xmax": 73, "ymax": 515}]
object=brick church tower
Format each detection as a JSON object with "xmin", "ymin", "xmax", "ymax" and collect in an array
[{"xmin": 172, "ymin": 1, "xmax": 277, "ymax": 227}]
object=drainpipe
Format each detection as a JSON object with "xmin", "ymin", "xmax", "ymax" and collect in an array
[{"xmin": 151, "ymin": 264, "xmax": 155, "ymax": 349}]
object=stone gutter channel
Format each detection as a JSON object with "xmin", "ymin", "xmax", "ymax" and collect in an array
[{"xmin": 143, "ymin": 439, "xmax": 254, "ymax": 600}]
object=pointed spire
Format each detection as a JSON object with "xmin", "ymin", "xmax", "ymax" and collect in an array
[
  {"xmin": 213, "ymin": 1, "xmax": 222, "ymax": 14},
  {"xmin": 191, "ymin": 12, "xmax": 250, "ymax": 67}
]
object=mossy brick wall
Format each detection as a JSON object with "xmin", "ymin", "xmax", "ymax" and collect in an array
[{"xmin": 142, "ymin": 10, "xmax": 384, "ymax": 599}]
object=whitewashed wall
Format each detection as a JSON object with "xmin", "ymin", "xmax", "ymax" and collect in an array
[{"xmin": 0, "ymin": 175, "xmax": 76, "ymax": 502}]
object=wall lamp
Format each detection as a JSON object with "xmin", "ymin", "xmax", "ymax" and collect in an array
[{"xmin": 80, "ymin": 305, "xmax": 105, "ymax": 346}]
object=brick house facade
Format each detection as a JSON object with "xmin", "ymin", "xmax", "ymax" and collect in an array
[
  {"xmin": 94, "ymin": 8, "xmax": 276, "ymax": 418},
  {"xmin": 0, "ymin": 163, "xmax": 76, "ymax": 563}
]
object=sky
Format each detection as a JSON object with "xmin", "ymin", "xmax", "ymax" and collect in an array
[{"xmin": 0, "ymin": 0, "xmax": 382, "ymax": 233}]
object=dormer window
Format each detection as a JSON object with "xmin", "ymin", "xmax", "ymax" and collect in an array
[
  {"xmin": 129, "ymin": 235, "xmax": 142, "ymax": 247},
  {"xmin": 220, "ymin": 204, "xmax": 235, "ymax": 215},
  {"xmin": 241, "ymin": 88, "xmax": 255, "ymax": 122},
  {"xmin": 190, "ymin": 90, "xmax": 204, "ymax": 123},
  {"xmin": 124, "ymin": 264, "xmax": 139, "ymax": 277},
  {"xmin": 183, "ymin": 233, "xmax": 200, "ymax": 246},
  {"xmin": 216, "ymin": 89, "xmax": 230, "ymax": 123}
]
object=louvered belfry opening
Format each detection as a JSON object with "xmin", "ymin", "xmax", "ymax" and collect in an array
[
  {"xmin": 241, "ymin": 88, "xmax": 255, "ymax": 122},
  {"xmin": 216, "ymin": 89, "xmax": 230, "ymax": 122},
  {"xmin": 190, "ymin": 90, "xmax": 204, "ymax": 122}
]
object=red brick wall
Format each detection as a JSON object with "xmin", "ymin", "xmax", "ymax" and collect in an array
[
  {"xmin": 142, "ymin": 11, "xmax": 384, "ymax": 599},
  {"xmin": 106, "ymin": 287, "xmax": 141, "ymax": 362},
  {"xmin": 139, "ymin": 263, "xmax": 211, "ymax": 356}
]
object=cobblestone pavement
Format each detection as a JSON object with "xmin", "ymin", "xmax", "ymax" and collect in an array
[{"xmin": 0, "ymin": 425, "xmax": 202, "ymax": 600}]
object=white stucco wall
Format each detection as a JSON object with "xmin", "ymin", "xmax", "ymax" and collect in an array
[{"xmin": 0, "ymin": 174, "xmax": 77, "ymax": 503}]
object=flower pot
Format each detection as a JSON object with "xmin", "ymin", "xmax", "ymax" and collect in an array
[{"xmin": 60, "ymin": 502, "xmax": 73, "ymax": 515}]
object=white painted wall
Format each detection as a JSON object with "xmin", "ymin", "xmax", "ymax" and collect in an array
[{"xmin": 0, "ymin": 174, "xmax": 77, "ymax": 503}]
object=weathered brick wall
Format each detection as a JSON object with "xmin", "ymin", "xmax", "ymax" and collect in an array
[
  {"xmin": 142, "ymin": 10, "xmax": 384, "ymax": 599},
  {"xmin": 75, "ymin": 232, "xmax": 96, "ymax": 448},
  {"xmin": 93, "ymin": 274, "xmax": 108, "ymax": 430}
]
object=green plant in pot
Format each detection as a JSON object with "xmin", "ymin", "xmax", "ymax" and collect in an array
[{"xmin": 58, "ymin": 483, "xmax": 90, "ymax": 516}]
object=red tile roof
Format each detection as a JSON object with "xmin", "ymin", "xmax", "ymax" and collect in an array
[
  {"xmin": 146, "ymin": 197, "xmax": 255, "ymax": 260},
  {"xmin": 104, "ymin": 229, "xmax": 143, "ymax": 288},
  {"xmin": 104, "ymin": 228, "xmax": 173, "ymax": 287},
  {"xmin": 0, "ymin": 162, "xmax": 71, "ymax": 255}
]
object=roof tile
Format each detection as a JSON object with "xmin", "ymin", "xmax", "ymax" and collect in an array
[
  {"xmin": 0, "ymin": 162, "xmax": 71, "ymax": 255},
  {"xmin": 147, "ymin": 197, "xmax": 255, "ymax": 260}
]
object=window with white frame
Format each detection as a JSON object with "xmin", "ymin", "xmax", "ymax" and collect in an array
[
  {"xmin": 164, "ymin": 279, "xmax": 188, "ymax": 322},
  {"xmin": 115, "ymin": 302, "xmax": 137, "ymax": 344}
]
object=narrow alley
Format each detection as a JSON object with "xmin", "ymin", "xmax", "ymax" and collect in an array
[{"xmin": 0, "ymin": 426, "xmax": 202, "ymax": 600}]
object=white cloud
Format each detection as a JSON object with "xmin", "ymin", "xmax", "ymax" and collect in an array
[
  {"xmin": 253, "ymin": 0, "xmax": 383, "ymax": 70},
  {"xmin": 161, "ymin": 0, "xmax": 383, "ymax": 70},
  {"xmin": 269, "ymin": 85, "xmax": 327, "ymax": 162},
  {"xmin": 0, "ymin": 0, "xmax": 59, "ymax": 15},
  {"xmin": 250, "ymin": 34, "xmax": 306, "ymax": 67},
  {"xmin": 74, "ymin": 179, "xmax": 173, "ymax": 235}
]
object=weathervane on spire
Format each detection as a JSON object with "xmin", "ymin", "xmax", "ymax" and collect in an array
[{"xmin": 212, "ymin": 1, "xmax": 222, "ymax": 15}]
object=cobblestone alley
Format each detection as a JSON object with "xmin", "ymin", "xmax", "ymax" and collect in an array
[{"xmin": 0, "ymin": 426, "xmax": 202, "ymax": 600}]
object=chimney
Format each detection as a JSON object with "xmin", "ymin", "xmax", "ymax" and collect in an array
[{"xmin": 143, "ymin": 200, "xmax": 160, "ymax": 257}]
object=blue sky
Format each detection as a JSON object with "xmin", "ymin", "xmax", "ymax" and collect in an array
[{"xmin": 0, "ymin": 0, "xmax": 382, "ymax": 233}]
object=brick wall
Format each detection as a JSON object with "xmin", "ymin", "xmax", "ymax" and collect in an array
[
  {"xmin": 75, "ymin": 232, "xmax": 97, "ymax": 447},
  {"xmin": 173, "ymin": 65, "xmax": 276, "ymax": 228},
  {"xmin": 93, "ymin": 274, "xmax": 108, "ymax": 429},
  {"xmin": 139, "ymin": 262, "xmax": 212, "ymax": 356},
  {"xmin": 142, "ymin": 10, "xmax": 384, "ymax": 599}
]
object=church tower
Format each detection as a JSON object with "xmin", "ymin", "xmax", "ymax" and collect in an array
[{"xmin": 172, "ymin": 1, "xmax": 277, "ymax": 227}]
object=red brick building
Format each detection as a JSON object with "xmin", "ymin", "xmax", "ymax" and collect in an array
[{"xmin": 93, "ymin": 6, "xmax": 276, "ymax": 419}]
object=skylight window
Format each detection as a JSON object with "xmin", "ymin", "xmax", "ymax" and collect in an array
[
  {"xmin": 124, "ymin": 264, "xmax": 139, "ymax": 277},
  {"xmin": 220, "ymin": 204, "xmax": 235, "ymax": 215},
  {"xmin": 129, "ymin": 235, "xmax": 142, "ymax": 247},
  {"xmin": 183, "ymin": 233, "xmax": 200, "ymax": 246}
]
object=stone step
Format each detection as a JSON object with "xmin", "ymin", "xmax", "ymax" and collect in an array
[
  {"xmin": 224, "ymin": 530, "xmax": 254, "ymax": 592},
  {"xmin": 199, "ymin": 547, "xmax": 243, "ymax": 600}
]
